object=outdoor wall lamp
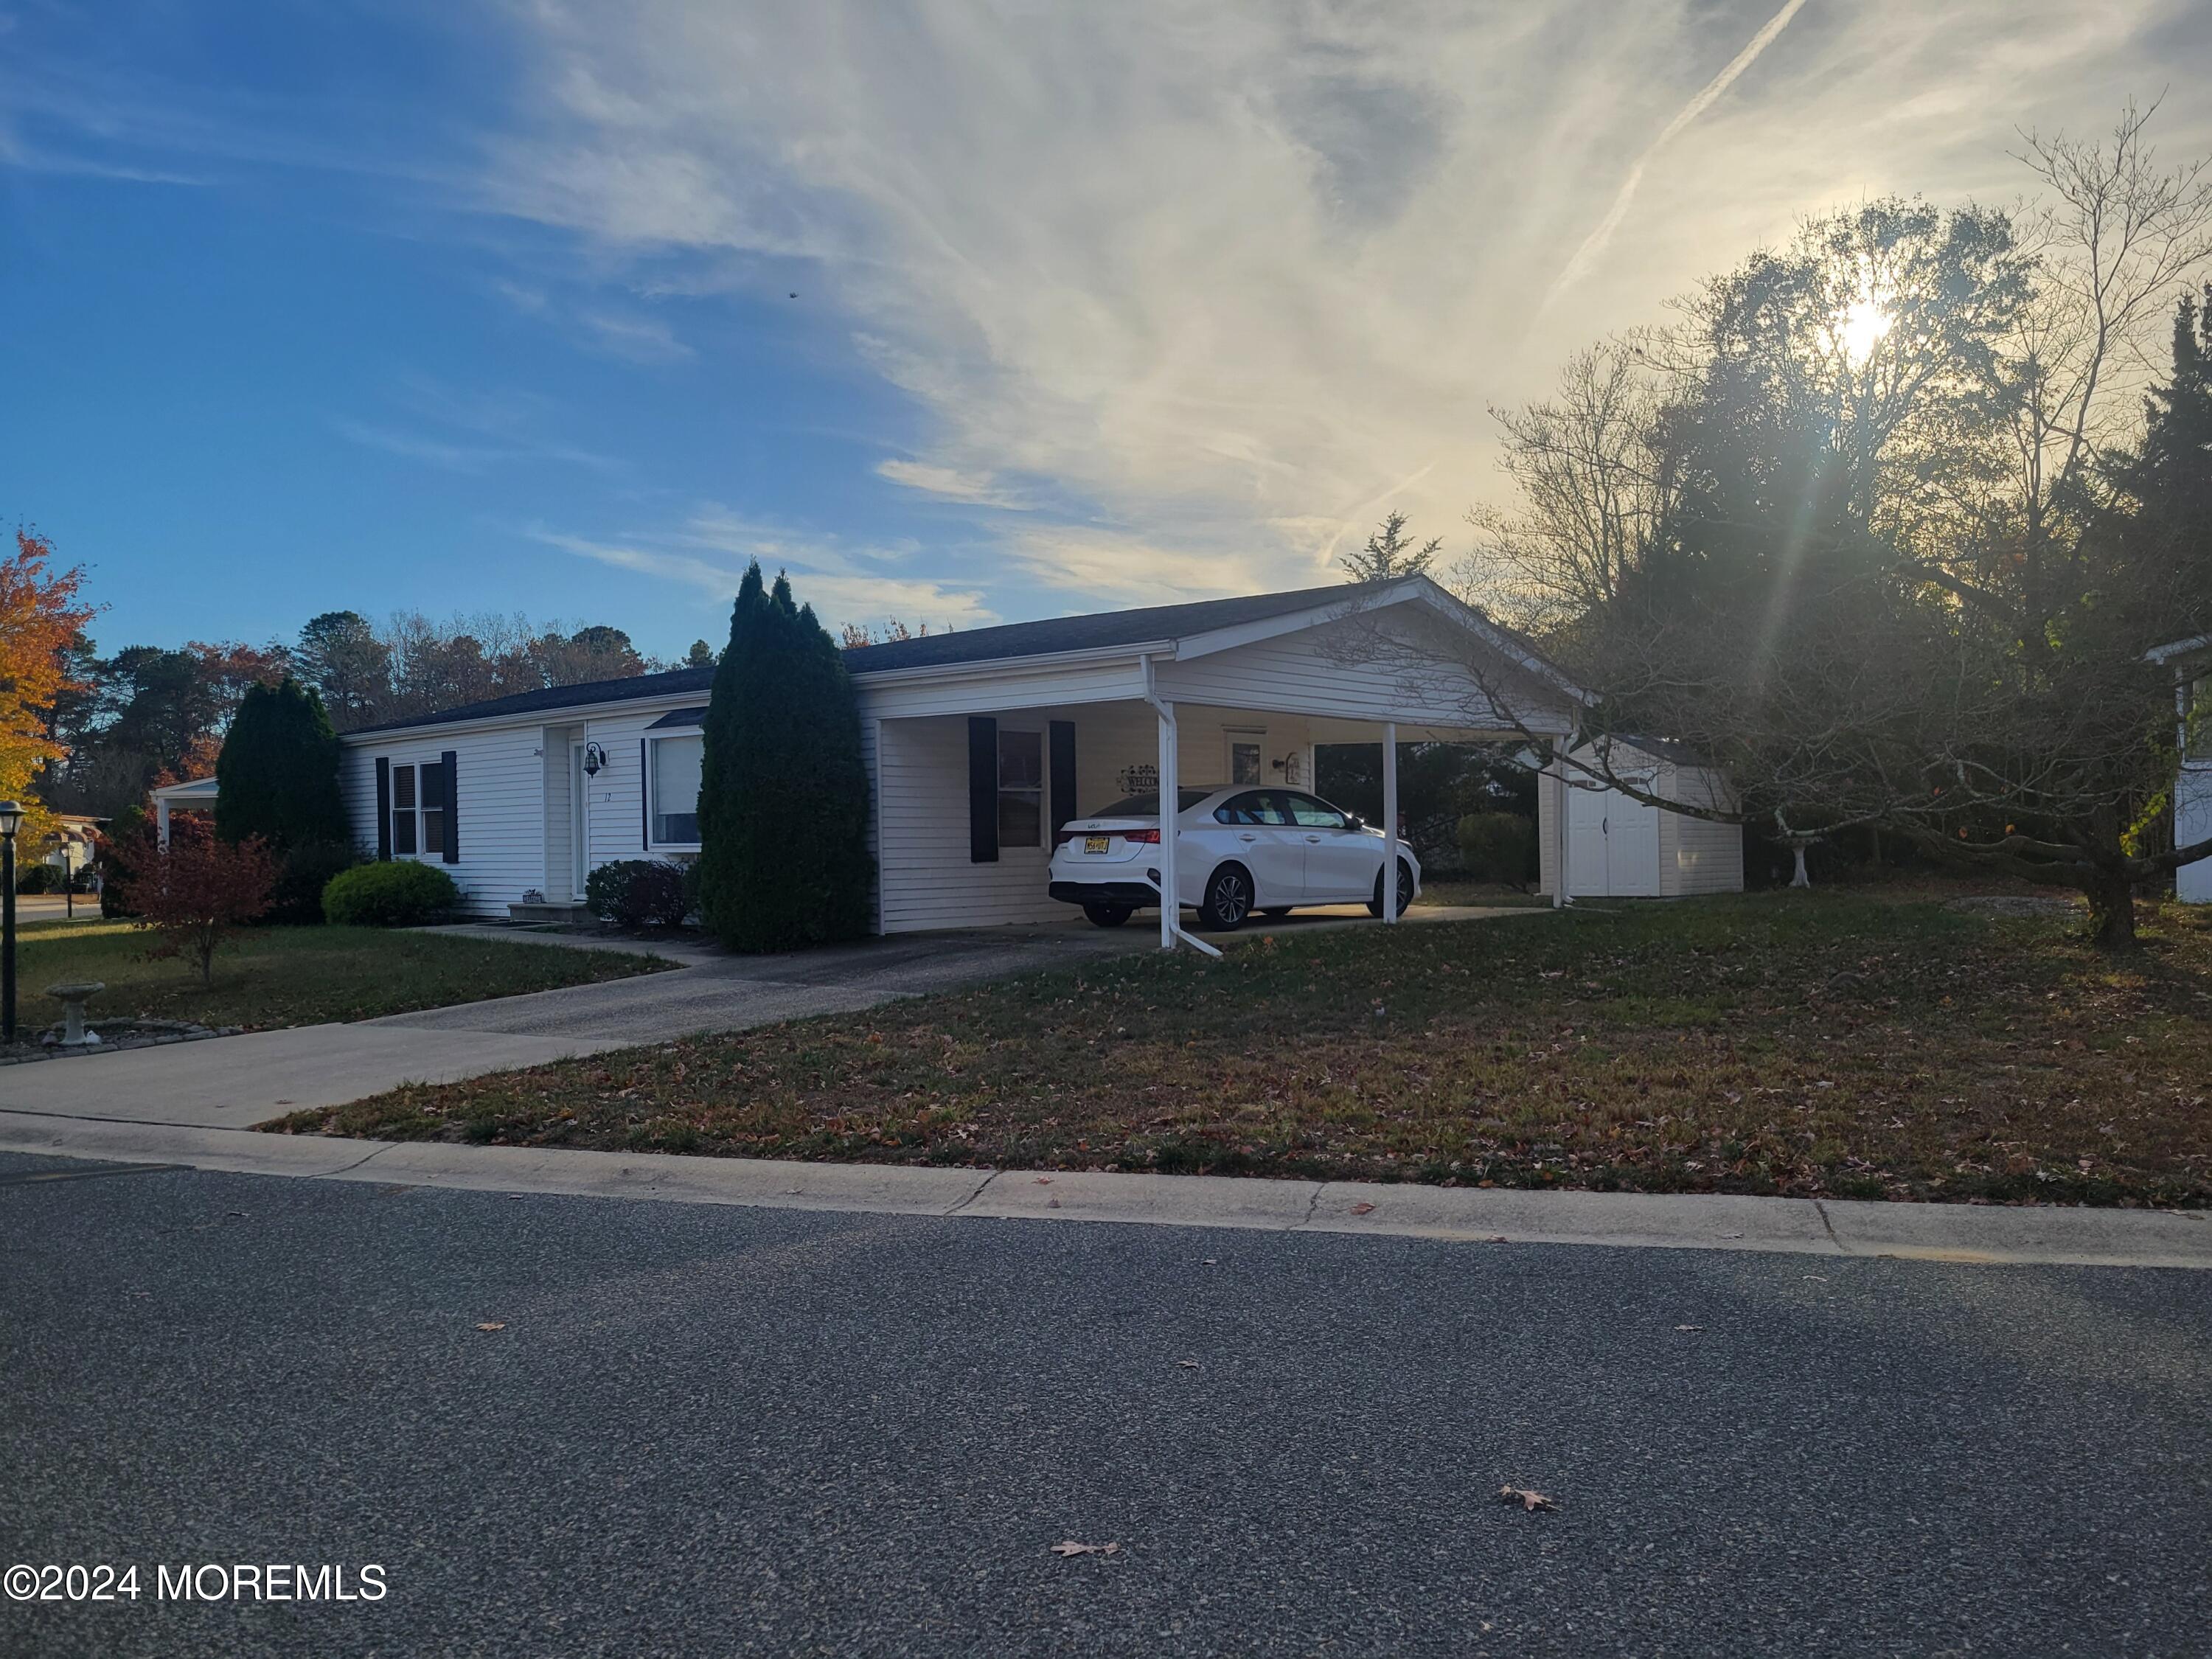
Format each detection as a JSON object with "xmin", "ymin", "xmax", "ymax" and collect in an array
[
  {"xmin": 0, "ymin": 799, "xmax": 21, "ymax": 1046},
  {"xmin": 582, "ymin": 742, "xmax": 608, "ymax": 777}
]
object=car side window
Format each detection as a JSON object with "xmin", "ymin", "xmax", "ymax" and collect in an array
[
  {"xmin": 1215, "ymin": 791, "xmax": 1290, "ymax": 825},
  {"xmin": 1285, "ymin": 793, "xmax": 1347, "ymax": 829}
]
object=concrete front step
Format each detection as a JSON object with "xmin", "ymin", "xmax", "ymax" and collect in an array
[{"xmin": 507, "ymin": 901, "xmax": 596, "ymax": 925}]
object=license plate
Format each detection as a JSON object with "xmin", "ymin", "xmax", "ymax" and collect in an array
[{"xmin": 1085, "ymin": 835, "xmax": 1110, "ymax": 855}]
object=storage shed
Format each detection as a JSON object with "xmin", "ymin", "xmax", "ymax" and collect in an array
[{"xmin": 1536, "ymin": 737, "xmax": 1742, "ymax": 900}]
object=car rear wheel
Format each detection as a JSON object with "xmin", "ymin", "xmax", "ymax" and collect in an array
[
  {"xmin": 1082, "ymin": 902, "xmax": 1134, "ymax": 928},
  {"xmin": 1195, "ymin": 864, "xmax": 1253, "ymax": 931},
  {"xmin": 1367, "ymin": 858, "xmax": 1415, "ymax": 919}
]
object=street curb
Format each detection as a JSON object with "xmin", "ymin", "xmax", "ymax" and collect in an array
[{"xmin": 0, "ymin": 1112, "xmax": 2205, "ymax": 1268}]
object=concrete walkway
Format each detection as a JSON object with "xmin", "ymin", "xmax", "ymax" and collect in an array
[
  {"xmin": 0, "ymin": 925, "xmax": 1146, "ymax": 1128},
  {"xmin": 1, "ymin": 1109, "xmax": 2205, "ymax": 1268}
]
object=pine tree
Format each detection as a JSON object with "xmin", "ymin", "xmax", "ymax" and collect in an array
[
  {"xmin": 1340, "ymin": 511, "xmax": 1442, "ymax": 582},
  {"xmin": 696, "ymin": 563, "xmax": 874, "ymax": 950},
  {"xmin": 214, "ymin": 677, "xmax": 347, "ymax": 851}
]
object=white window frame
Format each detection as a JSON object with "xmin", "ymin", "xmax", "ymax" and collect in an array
[
  {"xmin": 1225, "ymin": 727, "xmax": 1266, "ymax": 787},
  {"xmin": 389, "ymin": 762, "xmax": 420, "ymax": 857},
  {"xmin": 645, "ymin": 731, "xmax": 704, "ymax": 852}
]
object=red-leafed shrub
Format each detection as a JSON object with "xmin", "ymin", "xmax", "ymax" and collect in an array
[{"xmin": 109, "ymin": 819, "xmax": 279, "ymax": 985}]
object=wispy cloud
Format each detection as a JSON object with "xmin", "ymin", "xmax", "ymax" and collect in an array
[
  {"xmin": 1543, "ymin": 0, "xmax": 1812, "ymax": 310},
  {"xmin": 874, "ymin": 459, "xmax": 1029, "ymax": 509},
  {"xmin": 482, "ymin": 0, "xmax": 2202, "ymax": 607},
  {"xmin": 527, "ymin": 511, "xmax": 996, "ymax": 632}
]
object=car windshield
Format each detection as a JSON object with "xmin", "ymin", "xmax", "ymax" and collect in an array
[{"xmin": 1091, "ymin": 790, "xmax": 1214, "ymax": 817}]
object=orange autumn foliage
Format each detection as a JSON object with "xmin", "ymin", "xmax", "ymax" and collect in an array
[{"xmin": 0, "ymin": 528, "xmax": 97, "ymax": 843}]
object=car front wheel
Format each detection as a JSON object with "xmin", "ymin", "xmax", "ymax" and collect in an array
[
  {"xmin": 1195, "ymin": 863, "xmax": 1253, "ymax": 931},
  {"xmin": 1368, "ymin": 858, "xmax": 1415, "ymax": 919}
]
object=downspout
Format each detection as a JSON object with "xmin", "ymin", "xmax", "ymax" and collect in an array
[{"xmin": 1140, "ymin": 653, "xmax": 1222, "ymax": 959}]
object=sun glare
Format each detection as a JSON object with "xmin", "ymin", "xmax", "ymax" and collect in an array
[{"xmin": 1841, "ymin": 299, "xmax": 1891, "ymax": 365}]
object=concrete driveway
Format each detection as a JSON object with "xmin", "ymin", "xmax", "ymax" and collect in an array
[{"xmin": 0, "ymin": 925, "xmax": 1144, "ymax": 1130}]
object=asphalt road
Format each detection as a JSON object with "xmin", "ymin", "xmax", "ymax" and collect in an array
[{"xmin": 2, "ymin": 1152, "xmax": 2207, "ymax": 1658}]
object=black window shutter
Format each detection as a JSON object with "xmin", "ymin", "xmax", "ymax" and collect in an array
[
  {"xmin": 441, "ymin": 749, "xmax": 459, "ymax": 864},
  {"xmin": 1049, "ymin": 720, "xmax": 1077, "ymax": 836},
  {"xmin": 374, "ymin": 757, "xmax": 392, "ymax": 860},
  {"xmin": 640, "ymin": 740, "xmax": 650, "ymax": 851},
  {"xmin": 967, "ymin": 716, "xmax": 998, "ymax": 863}
]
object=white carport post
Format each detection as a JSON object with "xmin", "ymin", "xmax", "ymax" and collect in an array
[
  {"xmin": 1551, "ymin": 752, "xmax": 1569, "ymax": 909},
  {"xmin": 1156, "ymin": 694, "xmax": 1179, "ymax": 950},
  {"xmin": 156, "ymin": 796, "xmax": 171, "ymax": 849},
  {"xmin": 1380, "ymin": 722, "xmax": 1399, "ymax": 922}
]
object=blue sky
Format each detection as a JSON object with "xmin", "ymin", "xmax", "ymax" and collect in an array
[{"xmin": 4, "ymin": 0, "xmax": 2205, "ymax": 660}]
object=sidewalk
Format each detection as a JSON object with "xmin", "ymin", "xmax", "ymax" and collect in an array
[{"xmin": 1, "ymin": 1110, "xmax": 2205, "ymax": 1268}]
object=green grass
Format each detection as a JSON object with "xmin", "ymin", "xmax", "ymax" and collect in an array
[
  {"xmin": 15, "ymin": 920, "xmax": 670, "ymax": 1031},
  {"xmin": 270, "ymin": 890, "xmax": 2212, "ymax": 1206}
]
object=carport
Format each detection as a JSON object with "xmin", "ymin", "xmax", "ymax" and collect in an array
[{"xmin": 846, "ymin": 577, "xmax": 1588, "ymax": 951}]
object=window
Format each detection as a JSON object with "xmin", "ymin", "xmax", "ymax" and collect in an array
[
  {"xmin": 1285, "ymin": 793, "xmax": 1349, "ymax": 830},
  {"xmin": 997, "ymin": 729, "xmax": 1043, "ymax": 848},
  {"xmin": 1215, "ymin": 791, "xmax": 1292, "ymax": 826},
  {"xmin": 420, "ymin": 760, "xmax": 447, "ymax": 857},
  {"xmin": 390, "ymin": 764, "xmax": 418, "ymax": 855},
  {"xmin": 650, "ymin": 734, "xmax": 703, "ymax": 846},
  {"xmin": 1228, "ymin": 736, "xmax": 1263, "ymax": 786}
]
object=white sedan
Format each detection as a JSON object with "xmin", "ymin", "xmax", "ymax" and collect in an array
[{"xmin": 1048, "ymin": 785, "xmax": 1420, "ymax": 931}]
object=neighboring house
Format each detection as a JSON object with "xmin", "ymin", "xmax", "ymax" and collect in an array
[
  {"xmin": 151, "ymin": 776, "xmax": 220, "ymax": 846},
  {"xmin": 1535, "ymin": 737, "xmax": 1743, "ymax": 900},
  {"xmin": 2151, "ymin": 636, "xmax": 2212, "ymax": 905},
  {"xmin": 334, "ymin": 577, "xmax": 1590, "ymax": 946}
]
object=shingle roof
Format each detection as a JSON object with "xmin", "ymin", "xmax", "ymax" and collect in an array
[
  {"xmin": 344, "ymin": 581, "xmax": 1383, "ymax": 737},
  {"xmin": 839, "ymin": 582, "xmax": 1354, "ymax": 672},
  {"xmin": 344, "ymin": 665, "xmax": 719, "ymax": 737}
]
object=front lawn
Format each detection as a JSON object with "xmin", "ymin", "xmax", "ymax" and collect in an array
[
  {"xmin": 271, "ymin": 892, "xmax": 2212, "ymax": 1206},
  {"xmin": 16, "ymin": 921, "xmax": 669, "ymax": 1032}
]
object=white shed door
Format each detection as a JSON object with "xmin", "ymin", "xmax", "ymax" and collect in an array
[
  {"xmin": 1566, "ymin": 783, "xmax": 1610, "ymax": 897},
  {"xmin": 1604, "ymin": 790, "xmax": 1662, "ymax": 896},
  {"xmin": 1565, "ymin": 779, "xmax": 1662, "ymax": 897}
]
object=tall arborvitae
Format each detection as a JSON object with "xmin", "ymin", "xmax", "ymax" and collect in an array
[
  {"xmin": 696, "ymin": 563, "xmax": 874, "ymax": 950},
  {"xmin": 214, "ymin": 676, "xmax": 347, "ymax": 851}
]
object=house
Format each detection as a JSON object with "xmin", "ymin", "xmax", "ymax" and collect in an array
[
  {"xmin": 2151, "ymin": 635, "xmax": 2212, "ymax": 904},
  {"xmin": 333, "ymin": 577, "xmax": 1590, "ymax": 948},
  {"xmin": 1534, "ymin": 737, "xmax": 1743, "ymax": 900}
]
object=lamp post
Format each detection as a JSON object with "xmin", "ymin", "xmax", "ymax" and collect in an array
[{"xmin": 0, "ymin": 800, "xmax": 20, "ymax": 1046}]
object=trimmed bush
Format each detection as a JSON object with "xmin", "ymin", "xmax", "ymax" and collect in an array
[
  {"xmin": 585, "ymin": 858, "xmax": 693, "ymax": 928},
  {"xmin": 322, "ymin": 860, "xmax": 459, "ymax": 927},
  {"xmin": 696, "ymin": 561, "xmax": 874, "ymax": 952},
  {"xmin": 14, "ymin": 862, "xmax": 59, "ymax": 894},
  {"xmin": 216, "ymin": 677, "xmax": 348, "ymax": 855},
  {"xmin": 1456, "ymin": 811, "xmax": 1538, "ymax": 886},
  {"xmin": 271, "ymin": 840, "xmax": 362, "ymax": 926}
]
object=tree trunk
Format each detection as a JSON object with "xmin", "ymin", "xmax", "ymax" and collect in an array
[
  {"xmin": 1790, "ymin": 844, "xmax": 1811, "ymax": 888},
  {"xmin": 2084, "ymin": 873, "xmax": 2138, "ymax": 950}
]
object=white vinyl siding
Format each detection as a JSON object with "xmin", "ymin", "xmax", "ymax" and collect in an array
[
  {"xmin": 1153, "ymin": 612, "xmax": 1520, "ymax": 731},
  {"xmin": 339, "ymin": 726, "xmax": 549, "ymax": 917}
]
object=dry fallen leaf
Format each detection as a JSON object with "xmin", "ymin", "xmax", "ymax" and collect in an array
[
  {"xmin": 1049, "ymin": 1540, "xmax": 1121, "ymax": 1557},
  {"xmin": 1349, "ymin": 1202, "xmax": 1376, "ymax": 1216},
  {"xmin": 1498, "ymin": 1486, "xmax": 1556, "ymax": 1512},
  {"xmin": 476, "ymin": 1322, "xmax": 506, "ymax": 1332},
  {"xmin": 1674, "ymin": 1324, "xmax": 1704, "ymax": 1332},
  {"xmin": 1177, "ymin": 1359, "xmax": 1200, "ymax": 1369}
]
